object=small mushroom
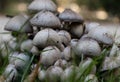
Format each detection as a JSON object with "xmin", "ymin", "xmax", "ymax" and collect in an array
[
  {"xmin": 85, "ymin": 22, "xmax": 100, "ymax": 33},
  {"xmin": 61, "ymin": 65, "xmax": 78, "ymax": 81},
  {"xmin": 46, "ymin": 66, "xmax": 63, "ymax": 82},
  {"xmin": 38, "ymin": 68, "xmax": 46, "ymax": 81},
  {"xmin": 33, "ymin": 28, "xmax": 63, "ymax": 51},
  {"xmin": 70, "ymin": 24, "xmax": 84, "ymax": 38},
  {"xmin": 101, "ymin": 56, "xmax": 120, "ymax": 71},
  {"xmin": 88, "ymin": 26, "xmax": 114, "ymax": 45},
  {"xmin": 54, "ymin": 59, "xmax": 68, "ymax": 69},
  {"xmin": 40, "ymin": 46, "xmax": 61, "ymax": 67},
  {"xmin": 30, "ymin": 11, "xmax": 61, "ymax": 28},
  {"xmin": 30, "ymin": 46, "xmax": 39, "ymax": 55},
  {"xmin": 74, "ymin": 38, "xmax": 101, "ymax": 56},
  {"xmin": 4, "ymin": 14, "xmax": 33, "ymax": 33},
  {"xmin": 3, "ymin": 64, "xmax": 18, "ymax": 82},
  {"xmin": 84, "ymin": 74, "xmax": 98, "ymax": 82},
  {"xmin": 28, "ymin": 0, "xmax": 57, "ymax": 13},
  {"xmin": 59, "ymin": 8, "xmax": 84, "ymax": 23},
  {"xmin": 62, "ymin": 46, "xmax": 72, "ymax": 61},
  {"xmin": 20, "ymin": 39, "xmax": 33, "ymax": 52},
  {"xmin": 58, "ymin": 30, "xmax": 71, "ymax": 46},
  {"xmin": 79, "ymin": 58, "xmax": 96, "ymax": 74}
]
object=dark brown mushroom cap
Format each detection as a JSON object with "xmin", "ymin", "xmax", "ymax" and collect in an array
[
  {"xmin": 59, "ymin": 9, "xmax": 84, "ymax": 23},
  {"xmin": 4, "ymin": 14, "xmax": 33, "ymax": 33},
  {"xmin": 28, "ymin": 0, "xmax": 57, "ymax": 13},
  {"xmin": 30, "ymin": 11, "xmax": 61, "ymax": 28}
]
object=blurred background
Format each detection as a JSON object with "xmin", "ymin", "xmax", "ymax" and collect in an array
[{"xmin": 0, "ymin": 0, "xmax": 120, "ymax": 23}]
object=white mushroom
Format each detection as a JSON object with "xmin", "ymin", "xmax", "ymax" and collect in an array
[
  {"xmin": 3, "ymin": 64, "xmax": 18, "ymax": 82},
  {"xmin": 101, "ymin": 56, "xmax": 120, "ymax": 71},
  {"xmin": 30, "ymin": 46, "xmax": 39, "ymax": 55},
  {"xmin": 88, "ymin": 26, "xmax": 114, "ymax": 45},
  {"xmin": 4, "ymin": 14, "xmax": 33, "ymax": 33},
  {"xmin": 28, "ymin": 0, "xmax": 57, "ymax": 13},
  {"xmin": 74, "ymin": 38, "xmax": 101, "ymax": 56},
  {"xmin": 46, "ymin": 66, "xmax": 63, "ymax": 82},
  {"xmin": 38, "ymin": 68, "xmax": 46, "ymax": 81},
  {"xmin": 70, "ymin": 24, "xmax": 84, "ymax": 38},
  {"xmin": 79, "ymin": 58, "xmax": 96, "ymax": 74},
  {"xmin": 59, "ymin": 8, "xmax": 84, "ymax": 23},
  {"xmin": 54, "ymin": 59, "xmax": 68, "ymax": 69},
  {"xmin": 58, "ymin": 30, "xmax": 71, "ymax": 46},
  {"xmin": 84, "ymin": 74, "xmax": 98, "ymax": 82},
  {"xmin": 40, "ymin": 46, "xmax": 61, "ymax": 66},
  {"xmin": 33, "ymin": 28, "xmax": 63, "ymax": 51},
  {"xmin": 20, "ymin": 39, "xmax": 33, "ymax": 51},
  {"xmin": 85, "ymin": 22, "xmax": 100, "ymax": 33},
  {"xmin": 30, "ymin": 11, "xmax": 61, "ymax": 28},
  {"xmin": 62, "ymin": 46, "xmax": 72, "ymax": 61}
]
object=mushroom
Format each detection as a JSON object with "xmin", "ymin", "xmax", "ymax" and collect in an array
[
  {"xmin": 9, "ymin": 53, "xmax": 30, "ymax": 70},
  {"xmin": 4, "ymin": 14, "xmax": 33, "ymax": 33},
  {"xmin": 87, "ymin": 26, "xmax": 114, "ymax": 45},
  {"xmin": 30, "ymin": 11, "xmax": 61, "ymax": 29},
  {"xmin": 46, "ymin": 66, "xmax": 63, "ymax": 82},
  {"xmin": 62, "ymin": 46, "xmax": 72, "ymax": 61},
  {"xmin": 20, "ymin": 39, "xmax": 33, "ymax": 52},
  {"xmin": 58, "ymin": 30, "xmax": 71, "ymax": 46},
  {"xmin": 3, "ymin": 64, "xmax": 18, "ymax": 82},
  {"xmin": 40, "ymin": 46, "xmax": 61, "ymax": 67},
  {"xmin": 70, "ymin": 23, "xmax": 84, "ymax": 38},
  {"xmin": 8, "ymin": 52, "xmax": 19, "ymax": 64},
  {"xmin": 33, "ymin": 28, "xmax": 64, "ymax": 51},
  {"xmin": 54, "ymin": 59, "xmax": 68, "ymax": 69},
  {"xmin": 38, "ymin": 68, "xmax": 46, "ymax": 81},
  {"xmin": 30, "ymin": 46, "xmax": 39, "ymax": 55},
  {"xmin": 59, "ymin": 8, "xmax": 84, "ymax": 24},
  {"xmin": 85, "ymin": 22, "xmax": 100, "ymax": 33},
  {"xmin": 101, "ymin": 56, "xmax": 120, "ymax": 71},
  {"xmin": 74, "ymin": 38, "xmax": 101, "ymax": 57},
  {"xmin": 61, "ymin": 65, "xmax": 79, "ymax": 81},
  {"xmin": 84, "ymin": 74, "xmax": 98, "ymax": 82},
  {"xmin": 79, "ymin": 58, "xmax": 96, "ymax": 74},
  {"xmin": 28, "ymin": 0, "xmax": 57, "ymax": 13}
]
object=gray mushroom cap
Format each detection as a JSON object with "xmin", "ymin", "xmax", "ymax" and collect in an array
[
  {"xmin": 33, "ymin": 28, "xmax": 63, "ymax": 51},
  {"xmin": 4, "ymin": 14, "xmax": 33, "ymax": 33},
  {"xmin": 28, "ymin": 0, "xmax": 57, "ymax": 12},
  {"xmin": 30, "ymin": 11, "xmax": 61, "ymax": 28},
  {"xmin": 59, "ymin": 9, "xmax": 84, "ymax": 23}
]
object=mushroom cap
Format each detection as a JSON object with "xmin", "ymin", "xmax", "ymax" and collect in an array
[
  {"xmin": 88, "ymin": 26, "xmax": 114, "ymax": 45},
  {"xmin": 75, "ymin": 38, "xmax": 101, "ymax": 56},
  {"xmin": 58, "ymin": 30, "xmax": 71, "ymax": 46},
  {"xmin": 30, "ymin": 11, "xmax": 61, "ymax": 28},
  {"xmin": 38, "ymin": 69, "xmax": 46, "ymax": 81},
  {"xmin": 33, "ymin": 28, "xmax": 62, "ymax": 50},
  {"xmin": 101, "ymin": 56, "xmax": 120, "ymax": 71},
  {"xmin": 40, "ymin": 46, "xmax": 61, "ymax": 66},
  {"xmin": 3, "ymin": 64, "xmax": 18, "ymax": 82},
  {"xmin": 28, "ymin": 0, "xmax": 57, "ymax": 12},
  {"xmin": 54, "ymin": 59, "xmax": 68, "ymax": 69},
  {"xmin": 84, "ymin": 74, "xmax": 98, "ymax": 82},
  {"xmin": 59, "ymin": 9, "xmax": 84, "ymax": 23},
  {"xmin": 20, "ymin": 39, "xmax": 33, "ymax": 51},
  {"xmin": 46, "ymin": 66, "xmax": 63, "ymax": 81},
  {"xmin": 4, "ymin": 14, "xmax": 33, "ymax": 33}
]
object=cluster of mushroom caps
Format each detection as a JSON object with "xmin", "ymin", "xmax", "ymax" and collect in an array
[{"xmin": 1, "ymin": 0, "xmax": 120, "ymax": 82}]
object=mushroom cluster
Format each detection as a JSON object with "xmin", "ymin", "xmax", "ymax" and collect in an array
[{"xmin": 1, "ymin": 0, "xmax": 120, "ymax": 82}]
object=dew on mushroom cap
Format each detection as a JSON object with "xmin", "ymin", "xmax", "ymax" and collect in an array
[
  {"xmin": 4, "ymin": 14, "xmax": 33, "ymax": 33},
  {"xmin": 28, "ymin": 0, "xmax": 57, "ymax": 13},
  {"xmin": 30, "ymin": 11, "xmax": 61, "ymax": 28}
]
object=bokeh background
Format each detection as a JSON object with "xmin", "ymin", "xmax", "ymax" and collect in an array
[{"xmin": 0, "ymin": 0, "xmax": 120, "ymax": 23}]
